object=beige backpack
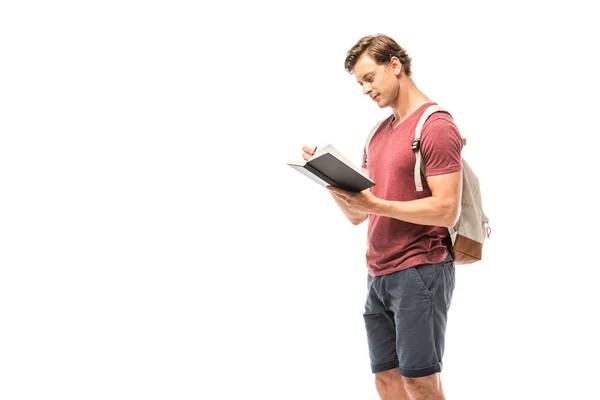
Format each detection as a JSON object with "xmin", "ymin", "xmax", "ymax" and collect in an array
[{"xmin": 364, "ymin": 104, "xmax": 491, "ymax": 264}]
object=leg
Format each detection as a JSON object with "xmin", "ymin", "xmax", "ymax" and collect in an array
[
  {"xmin": 364, "ymin": 275, "xmax": 408, "ymax": 399},
  {"xmin": 384, "ymin": 254, "xmax": 456, "ymax": 399},
  {"xmin": 374, "ymin": 368, "xmax": 411, "ymax": 400},
  {"xmin": 403, "ymin": 373, "xmax": 445, "ymax": 400}
]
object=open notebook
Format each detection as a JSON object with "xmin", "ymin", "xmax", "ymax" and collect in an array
[{"xmin": 287, "ymin": 144, "xmax": 375, "ymax": 192}]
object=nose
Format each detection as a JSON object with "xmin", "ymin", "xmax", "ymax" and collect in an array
[{"xmin": 362, "ymin": 83, "xmax": 372, "ymax": 96}]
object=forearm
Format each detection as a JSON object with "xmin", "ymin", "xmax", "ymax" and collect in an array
[
  {"xmin": 372, "ymin": 196, "xmax": 458, "ymax": 227},
  {"xmin": 330, "ymin": 192, "xmax": 368, "ymax": 225}
]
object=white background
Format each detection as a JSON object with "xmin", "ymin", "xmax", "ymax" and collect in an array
[{"xmin": 1, "ymin": 1, "xmax": 599, "ymax": 399}]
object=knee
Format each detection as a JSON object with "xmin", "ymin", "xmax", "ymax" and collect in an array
[
  {"xmin": 403, "ymin": 374, "xmax": 440, "ymax": 396},
  {"xmin": 375, "ymin": 369, "xmax": 401, "ymax": 390}
]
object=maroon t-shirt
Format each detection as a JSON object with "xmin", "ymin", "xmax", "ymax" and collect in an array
[{"xmin": 361, "ymin": 102, "xmax": 463, "ymax": 277}]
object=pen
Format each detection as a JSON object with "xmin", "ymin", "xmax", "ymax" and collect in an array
[{"xmin": 313, "ymin": 146, "xmax": 318, "ymax": 155}]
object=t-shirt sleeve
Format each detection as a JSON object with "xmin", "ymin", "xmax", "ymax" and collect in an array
[{"xmin": 420, "ymin": 118, "xmax": 463, "ymax": 177}]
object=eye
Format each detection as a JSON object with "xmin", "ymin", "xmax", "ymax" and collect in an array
[{"xmin": 358, "ymin": 75, "xmax": 375, "ymax": 86}]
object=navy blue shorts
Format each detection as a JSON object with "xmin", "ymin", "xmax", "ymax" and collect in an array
[{"xmin": 363, "ymin": 254, "xmax": 456, "ymax": 378}]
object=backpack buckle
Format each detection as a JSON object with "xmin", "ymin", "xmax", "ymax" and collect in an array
[{"xmin": 412, "ymin": 139, "xmax": 420, "ymax": 152}]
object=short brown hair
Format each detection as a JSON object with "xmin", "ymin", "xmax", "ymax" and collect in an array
[{"xmin": 344, "ymin": 34, "xmax": 412, "ymax": 76}]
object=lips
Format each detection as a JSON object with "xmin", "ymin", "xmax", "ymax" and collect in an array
[{"xmin": 372, "ymin": 94, "xmax": 380, "ymax": 101}]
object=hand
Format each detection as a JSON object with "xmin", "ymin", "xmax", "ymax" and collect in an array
[
  {"xmin": 301, "ymin": 146, "xmax": 317, "ymax": 161},
  {"xmin": 327, "ymin": 186, "xmax": 380, "ymax": 214}
]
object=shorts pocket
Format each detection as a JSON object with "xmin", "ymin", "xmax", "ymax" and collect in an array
[{"xmin": 408, "ymin": 263, "xmax": 442, "ymax": 297}]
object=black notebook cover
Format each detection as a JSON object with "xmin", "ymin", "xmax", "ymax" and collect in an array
[{"xmin": 287, "ymin": 144, "xmax": 375, "ymax": 192}]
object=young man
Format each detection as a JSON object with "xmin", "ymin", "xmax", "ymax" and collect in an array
[{"xmin": 301, "ymin": 34, "xmax": 463, "ymax": 399}]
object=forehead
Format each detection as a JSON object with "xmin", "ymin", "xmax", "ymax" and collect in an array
[{"xmin": 353, "ymin": 53, "xmax": 382, "ymax": 81}]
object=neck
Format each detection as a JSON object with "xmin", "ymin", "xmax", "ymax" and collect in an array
[{"xmin": 389, "ymin": 78, "xmax": 431, "ymax": 126}]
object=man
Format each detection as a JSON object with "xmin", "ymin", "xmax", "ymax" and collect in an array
[{"xmin": 301, "ymin": 34, "xmax": 463, "ymax": 399}]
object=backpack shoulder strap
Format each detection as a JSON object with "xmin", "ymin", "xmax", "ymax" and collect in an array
[
  {"xmin": 413, "ymin": 104, "xmax": 451, "ymax": 191},
  {"xmin": 364, "ymin": 118, "xmax": 386, "ymax": 166}
]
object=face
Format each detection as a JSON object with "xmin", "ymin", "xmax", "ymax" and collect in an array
[{"xmin": 353, "ymin": 53, "xmax": 402, "ymax": 108}]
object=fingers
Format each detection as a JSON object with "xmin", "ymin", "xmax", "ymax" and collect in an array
[
  {"xmin": 328, "ymin": 187, "xmax": 348, "ymax": 199},
  {"xmin": 301, "ymin": 145, "xmax": 315, "ymax": 161},
  {"xmin": 331, "ymin": 192, "xmax": 348, "ymax": 204},
  {"xmin": 301, "ymin": 146, "xmax": 315, "ymax": 155}
]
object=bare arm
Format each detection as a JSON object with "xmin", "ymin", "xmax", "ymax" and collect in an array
[
  {"xmin": 327, "ymin": 170, "xmax": 461, "ymax": 228},
  {"xmin": 372, "ymin": 171, "xmax": 462, "ymax": 227}
]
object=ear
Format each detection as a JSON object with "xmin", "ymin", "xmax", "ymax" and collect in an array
[{"xmin": 390, "ymin": 56, "xmax": 403, "ymax": 76}]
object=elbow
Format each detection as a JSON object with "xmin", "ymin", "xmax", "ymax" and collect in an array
[
  {"xmin": 444, "ymin": 215, "xmax": 459, "ymax": 229},
  {"xmin": 350, "ymin": 214, "xmax": 368, "ymax": 226},
  {"xmin": 442, "ymin": 204, "xmax": 460, "ymax": 228}
]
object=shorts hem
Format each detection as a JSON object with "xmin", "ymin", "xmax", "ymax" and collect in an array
[
  {"xmin": 371, "ymin": 359, "xmax": 399, "ymax": 373},
  {"xmin": 399, "ymin": 362, "xmax": 442, "ymax": 378}
]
